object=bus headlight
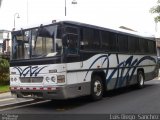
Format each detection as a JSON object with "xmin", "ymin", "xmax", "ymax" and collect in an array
[
  {"xmin": 51, "ymin": 76, "xmax": 56, "ymax": 82},
  {"xmin": 14, "ymin": 78, "xmax": 17, "ymax": 82},
  {"xmin": 10, "ymin": 77, "xmax": 14, "ymax": 82},
  {"xmin": 46, "ymin": 77, "xmax": 50, "ymax": 82},
  {"xmin": 57, "ymin": 75, "xmax": 65, "ymax": 83},
  {"xmin": 10, "ymin": 77, "xmax": 18, "ymax": 83}
]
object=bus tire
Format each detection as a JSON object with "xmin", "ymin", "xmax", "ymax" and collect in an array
[
  {"xmin": 137, "ymin": 71, "xmax": 144, "ymax": 89},
  {"xmin": 91, "ymin": 75, "xmax": 104, "ymax": 101}
]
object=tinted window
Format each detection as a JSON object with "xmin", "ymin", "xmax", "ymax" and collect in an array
[
  {"xmin": 118, "ymin": 34, "xmax": 128, "ymax": 52},
  {"xmin": 64, "ymin": 26, "xmax": 79, "ymax": 54},
  {"xmin": 66, "ymin": 34, "xmax": 78, "ymax": 54},
  {"xmin": 110, "ymin": 33, "xmax": 117, "ymax": 52},
  {"xmin": 101, "ymin": 31, "xmax": 117, "ymax": 51},
  {"xmin": 65, "ymin": 26, "xmax": 78, "ymax": 34},
  {"xmin": 93, "ymin": 30, "xmax": 100, "ymax": 49},
  {"xmin": 148, "ymin": 40, "xmax": 156, "ymax": 54},
  {"xmin": 128, "ymin": 36, "xmax": 139, "ymax": 53},
  {"xmin": 101, "ymin": 31, "xmax": 110, "ymax": 51},
  {"xmin": 139, "ymin": 38, "xmax": 148, "ymax": 53},
  {"xmin": 81, "ymin": 28, "xmax": 100, "ymax": 50}
]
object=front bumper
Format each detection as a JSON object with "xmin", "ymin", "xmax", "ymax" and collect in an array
[
  {"xmin": 10, "ymin": 86, "xmax": 67, "ymax": 100},
  {"xmin": 10, "ymin": 82, "xmax": 91, "ymax": 100}
]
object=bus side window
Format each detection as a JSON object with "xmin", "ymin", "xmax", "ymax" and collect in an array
[
  {"xmin": 148, "ymin": 41, "xmax": 156, "ymax": 54},
  {"xmin": 118, "ymin": 34, "xmax": 128, "ymax": 53},
  {"xmin": 139, "ymin": 38, "xmax": 148, "ymax": 53},
  {"xmin": 128, "ymin": 36, "xmax": 138, "ymax": 53},
  {"xmin": 101, "ymin": 31, "xmax": 109, "ymax": 51},
  {"xmin": 80, "ymin": 28, "xmax": 100, "ymax": 50},
  {"xmin": 67, "ymin": 34, "xmax": 78, "ymax": 54}
]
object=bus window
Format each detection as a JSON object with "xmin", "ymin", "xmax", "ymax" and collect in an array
[
  {"xmin": 109, "ymin": 32, "xmax": 117, "ymax": 52},
  {"xmin": 64, "ymin": 26, "xmax": 79, "ymax": 54},
  {"xmin": 31, "ymin": 28, "xmax": 54, "ymax": 57},
  {"xmin": 101, "ymin": 31, "xmax": 117, "ymax": 52},
  {"xmin": 148, "ymin": 40, "xmax": 156, "ymax": 54},
  {"xmin": 81, "ymin": 28, "xmax": 100, "ymax": 50},
  {"xmin": 56, "ymin": 26, "xmax": 62, "ymax": 53},
  {"xmin": 65, "ymin": 27, "xmax": 78, "ymax": 34},
  {"xmin": 139, "ymin": 38, "xmax": 148, "ymax": 53},
  {"xmin": 93, "ymin": 30, "xmax": 100, "ymax": 49},
  {"xmin": 118, "ymin": 34, "xmax": 128, "ymax": 53},
  {"xmin": 101, "ymin": 31, "xmax": 110, "ymax": 51},
  {"xmin": 128, "ymin": 36, "xmax": 139, "ymax": 53},
  {"xmin": 33, "ymin": 36, "xmax": 53, "ymax": 56},
  {"xmin": 31, "ymin": 25, "xmax": 62, "ymax": 58},
  {"xmin": 66, "ymin": 34, "xmax": 78, "ymax": 54},
  {"xmin": 81, "ymin": 28, "xmax": 92, "ymax": 50},
  {"xmin": 12, "ymin": 30, "xmax": 30, "ymax": 59}
]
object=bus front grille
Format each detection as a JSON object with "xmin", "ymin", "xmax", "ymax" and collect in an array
[{"xmin": 20, "ymin": 77, "xmax": 43, "ymax": 83}]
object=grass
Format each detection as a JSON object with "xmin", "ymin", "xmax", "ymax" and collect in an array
[{"xmin": 0, "ymin": 85, "xmax": 10, "ymax": 93}]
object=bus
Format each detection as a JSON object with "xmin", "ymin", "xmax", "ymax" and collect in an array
[{"xmin": 10, "ymin": 21, "xmax": 159, "ymax": 100}]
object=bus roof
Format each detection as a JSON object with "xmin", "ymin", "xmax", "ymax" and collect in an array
[
  {"xmin": 12, "ymin": 20, "xmax": 155, "ymax": 41},
  {"xmin": 61, "ymin": 21, "xmax": 155, "ymax": 41}
]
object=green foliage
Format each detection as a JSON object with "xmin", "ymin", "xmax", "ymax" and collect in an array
[
  {"xmin": 154, "ymin": 16, "xmax": 160, "ymax": 23},
  {"xmin": 150, "ymin": 0, "xmax": 160, "ymax": 22},
  {"xmin": 150, "ymin": 5, "xmax": 160, "ymax": 14},
  {"xmin": 0, "ymin": 85, "xmax": 9, "ymax": 93},
  {"xmin": 157, "ymin": 0, "xmax": 160, "ymax": 4},
  {"xmin": 0, "ymin": 59, "xmax": 9, "ymax": 85}
]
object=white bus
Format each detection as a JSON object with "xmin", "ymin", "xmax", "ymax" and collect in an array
[{"xmin": 10, "ymin": 21, "xmax": 158, "ymax": 100}]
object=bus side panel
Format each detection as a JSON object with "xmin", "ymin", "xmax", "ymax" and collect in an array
[{"xmin": 65, "ymin": 53, "xmax": 157, "ymax": 98}]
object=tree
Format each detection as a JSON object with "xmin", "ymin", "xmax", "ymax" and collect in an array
[
  {"xmin": 0, "ymin": 59, "xmax": 9, "ymax": 85},
  {"xmin": 150, "ymin": 0, "xmax": 160, "ymax": 23}
]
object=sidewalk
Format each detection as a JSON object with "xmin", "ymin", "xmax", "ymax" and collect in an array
[
  {"xmin": 0, "ymin": 91, "xmax": 34, "ymax": 110},
  {"xmin": 0, "ymin": 92, "xmax": 12, "ymax": 99}
]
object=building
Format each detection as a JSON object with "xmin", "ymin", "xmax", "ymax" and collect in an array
[{"xmin": 0, "ymin": 30, "xmax": 11, "ymax": 56}]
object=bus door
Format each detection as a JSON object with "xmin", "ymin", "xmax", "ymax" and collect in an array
[
  {"xmin": 63, "ymin": 26, "xmax": 81, "ymax": 85},
  {"xmin": 63, "ymin": 26, "xmax": 80, "ymax": 63}
]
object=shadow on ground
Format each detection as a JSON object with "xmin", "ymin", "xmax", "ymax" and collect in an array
[{"xmin": 22, "ymin": 84, "xmax": 154, "ymax": 112}]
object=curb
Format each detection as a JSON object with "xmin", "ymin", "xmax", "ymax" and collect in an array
[
  {"xmin": 0, "ymin": 92, "xmax": 12, "ymax": 99},
  {"xmin": 0, "ymin": 91, "xmax": 9, "ymax": 94},
  {"xmin": 0, "ymin": 99, "xmax": 34, "ymax": 110}
]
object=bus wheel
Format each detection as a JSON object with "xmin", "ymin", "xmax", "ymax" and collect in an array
[
  {"xmin": 91, "ymin": 75, "xmax": 104, "ymax": 101},
  {"xmin": 137, "ymin": 71, "xmax": 144, "ymax": 89}
]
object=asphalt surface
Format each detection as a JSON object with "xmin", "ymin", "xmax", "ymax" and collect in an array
[
  {"xmin": 0, "ymin": 79, "xmax": 160, "ymax": 120},
  {"xmin": 0, "ymin": 79, "xmax": 160, "ymax": 115},
  {"xmin": 0, "ymin": 92, "xmax": 34, "ymax": 109}
]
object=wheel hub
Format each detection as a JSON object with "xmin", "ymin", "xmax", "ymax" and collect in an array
[
  {"xmin": 94, "ymin": 80, "xmax": 102, "ymax": 96},
  {"xmin": 139, "ymin": 74, "xmax": 144, "ymax": 86}
]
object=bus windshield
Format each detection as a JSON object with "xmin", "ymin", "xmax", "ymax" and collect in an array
[{"xmin": 12, "ymin": 25, "xmax": 62, "ymax": 60}]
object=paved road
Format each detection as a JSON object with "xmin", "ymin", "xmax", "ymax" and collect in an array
[
  {"xmin": 1, "ymin": 79, "xmax": 160, "ymax": 115},
  {"xmin": 0, "ymin": 92, "xmax": 33, "ymax": 109}
]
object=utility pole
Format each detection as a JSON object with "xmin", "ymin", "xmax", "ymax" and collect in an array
[
  {"xmin": 27, "ymin": 0, "xmax": 29, "ymax": 24},
  {"xmin": 65, "ymin": 0, "xmax": 77, "ymax": 16}
]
